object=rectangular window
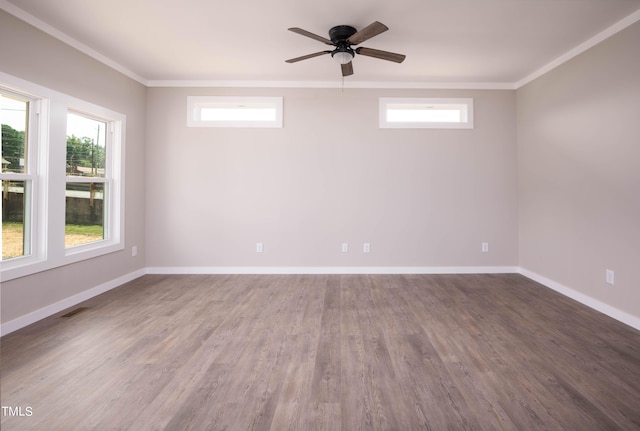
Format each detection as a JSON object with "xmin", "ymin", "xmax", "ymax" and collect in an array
[
  {"xmin": 64, "ymin": 107, "xmax": 122, "ymax": 258},
  {"xmin": 1, "ymin": 72, "xmax": 125, "ymax": 281},
  {"xmin": 379, "ymin": 98, "xmax": 473, "ymax": 129},
  {"xmin": 187, "ymin": 96, "xmax": 283, "ymax": 128},
  {"xmin": 66, "ymin": 112, "xmax": 108, "ymax": 249},
  {"xmin": 1, "ymin": 92, "xmax": 36, "ymax": 261}
]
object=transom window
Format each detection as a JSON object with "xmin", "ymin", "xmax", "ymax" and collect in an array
[
  {"xmin": 380, "ymin": 98, "xmax": 474, "ymax": 129},
  {"xmin": 187, "ymin": 96, "xmax": 283, "ymax": 128}
]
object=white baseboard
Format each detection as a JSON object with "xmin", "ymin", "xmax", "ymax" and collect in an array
[
  {"xmin": 146, "ymin": 266, "xmax": 520, "ymax": 275},
  {"xmin": 0, "ymin": 265, "xmax": 516, "ymax": 336},
  {"xmin": 0, "ymin": 268, "xmax": 147, "ymax": 336},
  {"xmin": 519, "ymin": 268, "xmax": 640, "ymax": 331},
  {"xmin": 4, "ymin": 266, "xmax": 637, "ymax": 336}
]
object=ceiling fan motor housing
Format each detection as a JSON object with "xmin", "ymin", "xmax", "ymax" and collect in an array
[{"xmin": 329, "ymin": 25, "xmax": 357, "ymax": 43}]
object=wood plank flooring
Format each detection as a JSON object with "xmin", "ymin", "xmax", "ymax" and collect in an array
[{"xmin": 2, "ymin": 273, "xmax": 640, "ymax": 430}]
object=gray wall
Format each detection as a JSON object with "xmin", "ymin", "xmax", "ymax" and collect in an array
[
  {"xmin": 0, "ymin": 10, "xmax": 147, "ymax": 324},
  {"xmin": 2, "ymin": 8, "xmax": 639, "ymax": 329},
  {"xmin": 145, "ymin": 87, "xmax": 518, "ymax": 268},
  {"xmin": 517, "ymin": 21, "xmax": 640, "ymax": 319}
]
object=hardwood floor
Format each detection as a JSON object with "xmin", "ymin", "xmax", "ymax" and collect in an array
[{"xmin": 2, "ymin": 274, "xmax": 640, "ymax": 430}]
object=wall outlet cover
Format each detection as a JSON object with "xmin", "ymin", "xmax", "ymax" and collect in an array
[{"xmin": 606, "ymin": 269, "xmax": 615, "ymax": 285}]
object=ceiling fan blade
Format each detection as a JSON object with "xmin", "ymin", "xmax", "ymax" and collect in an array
[
  {"xmin": 341, "ymin": 61, "xmax": 354, "ymax": 77},
  {"xmin": 356, "ymin": 47, "xmax": 406, "ymax": 63},
  {"xmin": 285, "ymin": 51, "xmax": 331, "ymax": 63},
  {"xmin": 347, "ymin": 21, "xmax": 389, "ymax": 45},
  {"xmin": 288, "ymin": 27, "xmax": 333, "ymax": 45}
]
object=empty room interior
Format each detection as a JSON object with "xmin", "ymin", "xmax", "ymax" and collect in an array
[{"xmin": 1, "ymin": 0, "xmax": 640, "ymax": 429}]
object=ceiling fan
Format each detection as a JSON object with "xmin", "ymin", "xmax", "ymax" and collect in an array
[{"xmin": 285, "ymin": 21, "xmax": 406, "ymax": 77}]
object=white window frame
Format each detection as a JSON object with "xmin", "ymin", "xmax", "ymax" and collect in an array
[
  {"xmin": 379, "ymin": 98, "xmax": 474, "ymax": 129},
  {"xmin": 0, "ymin": 72, "xmax": 125, "ymax": 282},
  {"xmin": 64, "ymin": 106, "xmax": 124, "ymax": 258},
  {"xmin": 1, "ymin": 88, "xmax": 46, "ymax": 268},
  {"xmin": 187, "ymin": 96, "xmax": 283, "ymax": 128}
]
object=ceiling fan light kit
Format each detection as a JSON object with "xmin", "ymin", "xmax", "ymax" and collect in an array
[
  {"xmin": 331, "ymin": 48, "xmax": 354, "ymax": 65},
  {"xmin": 286, "ymin": 21, "xmax": 406, "ymax": 77}
]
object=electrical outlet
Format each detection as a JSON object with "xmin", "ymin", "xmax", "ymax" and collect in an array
[
  {"xmin": 256, "ymin": 243, "xmax": 264, "ymax": 253},
  {"xmin": 605, "ymin": 269, "xmax": 615, "ymax": 285},
  {"xmin": 342, "ymin": 243, "xmax": 349, "ymax": 253},
  {"xmin": 482, "ymin": 242, "xmax": 489, "ymax": 252},
  {"xmin": 363, "ymin": 243, "xmax": 371, "ymax": 253},
  {"xmin": 131, "ymin": 245, "xmax": 138, "ymax": 257}
]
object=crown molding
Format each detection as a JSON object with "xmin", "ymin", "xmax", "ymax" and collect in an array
[
  {"xmin": 516, "ymin": 8, "xmax": 640, "ymax": 89},
  {"xmin": 3, "ymin": 0, "xmax": 639, "ymax": 91},
  {"xmin": 0, "ymin": 0, "xmax": 147, "ymax": 85},
  {"xmin": 146, "ymin": 80, "xmax": 516, "ymax": 90}
]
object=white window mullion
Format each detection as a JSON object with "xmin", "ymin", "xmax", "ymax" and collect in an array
[
  {"xmin": 32, "ymin": 97, "xmax": 48, "ymax": 261},
  {"xmin": 47, "ymin": 98, "xmax": 71, "ymax": 264}
]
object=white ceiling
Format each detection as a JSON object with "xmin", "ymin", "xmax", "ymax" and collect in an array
[{"xmin": 3, "ymin": 0, "xmax": 640, "ymax": 87}]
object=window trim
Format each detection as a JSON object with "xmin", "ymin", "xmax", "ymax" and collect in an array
[
  {"xmin": 0, "ymin": 72, "xmax": 125, "ymax": 282},
  {"xmin": 187, "ymin": 96, "xmax": 283, "ymax": 128},
  {"xmin": 379, "ymin": 97, "xmax": 474, "ymax": 129},
  {"xmin": 1, "ymin": 87, "xmax": 47, "ymax": 270},
  {"xmin": 65, "ymin": 109, "xmax": 113, "ymax": 252},
  {"xmin": 60, "ymin": 101, "xmax": 125, "ymax": 263}
]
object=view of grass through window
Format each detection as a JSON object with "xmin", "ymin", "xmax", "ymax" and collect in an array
[
  {"xmin": 64, "ymin": 222, "xmax": 104, "ymax": 248},
  {"xmin": 2, "ymin": 221, "xmax": 101, "ymax": 258}
]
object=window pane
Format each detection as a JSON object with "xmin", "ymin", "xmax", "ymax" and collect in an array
[
  {"xmin": 65, "ymin": 182, "xmax": 105, "ymax": 248},
  {"xmin": 1, "ymin": 94, "xmax": 28, "ymax": 174},
  {"xmin": 2, "ymin": 179, "xmax": 30, "ymax": 259},
  {"xmin": 67, "ymin": 112, "xmax": 107, "ymax": 178},
  {"xmin": 200, "ymin": 107, "xmax": 277, "ymax": 122},
  {"xmin": 387, "ymin": 108, "xmax": 462, "ymax": 123}
]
